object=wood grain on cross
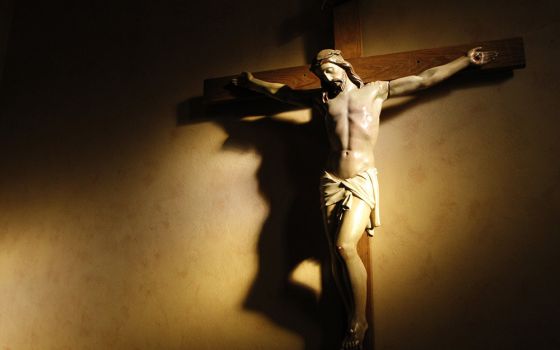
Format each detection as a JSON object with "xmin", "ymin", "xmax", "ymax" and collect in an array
[{"xmin": 203, "ymin": 1, "xmax": 525, "ymax": 348}]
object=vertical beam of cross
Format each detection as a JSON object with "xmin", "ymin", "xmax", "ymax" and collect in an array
[{"xmin": 333, "ymin": 0, "xmax": 363, "ymax": 59}]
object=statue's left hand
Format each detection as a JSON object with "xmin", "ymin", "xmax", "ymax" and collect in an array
[
  {"xmin": 468, "ymin": 47, "xmax": 498, "ymax": 65},
  {"xmin": 231, "ymin": 71, "xmax": 254, "ymax": 88}
]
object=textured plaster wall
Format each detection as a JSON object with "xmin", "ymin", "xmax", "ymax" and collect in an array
[{"xmin": 0, "ymin": 1, "xmax": 558, "ymax": 350}]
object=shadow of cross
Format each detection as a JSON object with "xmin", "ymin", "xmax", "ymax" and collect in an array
[{"xmin": 194, "ymin": 1, "xmax": 525, "ymax": 349}]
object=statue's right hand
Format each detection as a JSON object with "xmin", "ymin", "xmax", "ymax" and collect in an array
[{"xmin": 231, "ymin": 71, "xmax": 254, "ymax": 87}]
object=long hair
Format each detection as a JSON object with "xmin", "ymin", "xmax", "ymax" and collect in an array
[{"xmin": 310, "ymin": 49, "xmax": 364, "ymax": 101}]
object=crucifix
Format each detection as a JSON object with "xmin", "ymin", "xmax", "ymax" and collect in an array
[{"xmin": 202, "ymin": 1, "xmax": 525, "ymax": 349}]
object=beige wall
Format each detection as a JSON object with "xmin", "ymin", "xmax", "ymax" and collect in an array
[{"xmin": 0, "ymin": 1, "xmax": 558, "ymax": 349}]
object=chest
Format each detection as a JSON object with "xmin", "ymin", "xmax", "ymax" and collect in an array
[{"xmin": 325, "ymin": 86, "xmax": 380, "ymax": 124}]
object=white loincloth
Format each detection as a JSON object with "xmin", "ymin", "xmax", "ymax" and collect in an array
[{"xmin": 320, "ymin": 168, "xmax": 381, "ymax": 237}]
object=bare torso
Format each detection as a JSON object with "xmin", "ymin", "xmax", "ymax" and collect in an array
[{"xmin": 324, "ymin": 81, "xmax": 386, "ymax": 179}]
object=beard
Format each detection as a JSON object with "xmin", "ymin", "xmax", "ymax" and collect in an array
[{"xmin": 327, "ymin": 79, "xmax": 345, "ymax": 95}]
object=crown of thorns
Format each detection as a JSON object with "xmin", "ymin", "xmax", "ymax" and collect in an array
[{"xmin": 311, "ymin": 49, "xmax": 344, "ymax": 67}]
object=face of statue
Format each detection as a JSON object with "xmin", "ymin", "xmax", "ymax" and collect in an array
[{"xmin": 319, "ymin": 62, "xmax": 347, "ymax": 92}]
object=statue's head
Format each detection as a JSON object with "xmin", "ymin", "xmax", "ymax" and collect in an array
[{"xmin": 310, "ymin": 49, "xmax": 364, "ymax": 97}]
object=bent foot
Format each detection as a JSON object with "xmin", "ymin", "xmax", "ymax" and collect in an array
[{"xmin": 340, "ymin": 321, "xmax": 368, "ymax": 350}]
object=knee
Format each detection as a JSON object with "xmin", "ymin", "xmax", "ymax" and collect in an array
[{"xmin": 336, "ymin": 243, "xmax": 358, "ymax": 260}]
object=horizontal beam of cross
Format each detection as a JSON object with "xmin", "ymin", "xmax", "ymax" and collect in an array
[{"xmin": 204, "ymin": 37, "xmax": 525, "ymax": 104}]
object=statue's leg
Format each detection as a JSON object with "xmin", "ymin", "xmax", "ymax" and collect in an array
[
  {"xmin": 323, "ymin": 203, "xmax": 353, "ymax": 317},
  {"xmin": 335, "ymin": 198, "xmax": 370, "ymax": 350}
]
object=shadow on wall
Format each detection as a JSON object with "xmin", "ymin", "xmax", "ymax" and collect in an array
[
  {"xmin": 221, "ymin": 116, "xmax": 339, "ymax": 350},
  {"xmin": 176, "ymin": 68, "xmax": 514, "ymax": 349},
  {"xmin": 178, "ymin": 97, "xmax": 346, "ymax": 349}
]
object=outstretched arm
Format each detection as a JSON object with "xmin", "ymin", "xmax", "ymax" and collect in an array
[
  {"xmin": 232, "ymin": 72, "xmax": 312, "ymax": 107},
  {"xmin": 388, "ymin": 47, "xmax": 497, "ymax": 97}
]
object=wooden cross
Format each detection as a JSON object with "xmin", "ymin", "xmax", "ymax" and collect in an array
[
  {"xmin": 204, "ymin": 9, "xmax": 524, "ymax": 104},
  {"xmin": 202, "ymin": 1, "xmax": 525, "ymax": 348}
]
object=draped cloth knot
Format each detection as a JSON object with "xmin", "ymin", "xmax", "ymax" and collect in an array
[{"xmin": 321, "ymin": 168, "xmax": 381, "ymax": 237}]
